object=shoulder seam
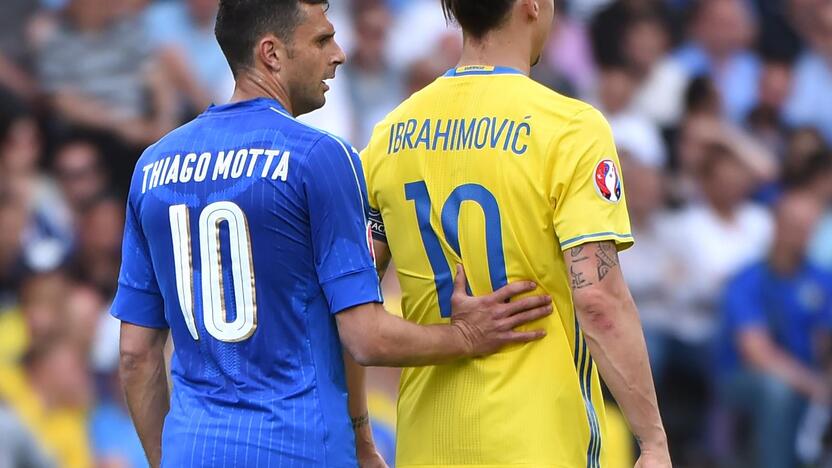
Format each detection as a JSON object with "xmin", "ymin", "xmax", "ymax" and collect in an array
[
  {"xmin": 268, "ymin": 107, "xmax": 368, "ymax": 228},
  {"xmin": 544, "ymin": 106, "xmax": 598, "ymax": 164},
  {"xmin": 543, "ymin": 106, "xmax": 601, "ymax": 210}
]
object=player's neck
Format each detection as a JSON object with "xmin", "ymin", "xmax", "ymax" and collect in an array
[
  {"xmin": 229, "ymin": 70, "xmax": 294, "ymax": 115},
  {"xmin": 457, "ymin": 34, "xmax": 532, "ymax": 75}
]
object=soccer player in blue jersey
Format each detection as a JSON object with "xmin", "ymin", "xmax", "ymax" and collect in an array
[{"xmin": 111, "ymin": 1, "xmax": 553, "ymax": 467}]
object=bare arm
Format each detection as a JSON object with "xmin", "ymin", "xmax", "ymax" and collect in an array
[
  {"xmin": 344, "ymin": 353, "xmax": 387, "ymax": 467},
  {"xmin": 157, "ymin": 46, "xmax": 213, "ymax": 111},
  {"xmin": 336, "ymin": 266, "xmax": 551, "ymax": 367},
  {"xmin": 372, "ymin": 240, "xmax": 392, "ymax": 281},
  {"xmin": 119, "ymin": 323, "xmax": 170, "ymax": 468},
  {"xmin": 50, "ymin": 59, "xmax": 177, "ymax": 146},
  {"xmin": 565, "ymin": 242, "xmax": 670, "ymax": 464},
  {"xmin": 343, "ymin": 239, "xmax": 392, "ymax": 467},
  {"xmin": 51, "ymin": 92, "xmax": 130, "ymax": 131},
  {"xmin": 739, "ymin": 328, "xmax": 828, "ymax": 401},
  {"xmin": 0, "ymin": 53, "xmax": 36, "ymax": 101}
]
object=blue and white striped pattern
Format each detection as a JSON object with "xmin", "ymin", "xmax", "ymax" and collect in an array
[{"xmin": 111, "ymin": 97, "xmax": 383, "ymax": 467}]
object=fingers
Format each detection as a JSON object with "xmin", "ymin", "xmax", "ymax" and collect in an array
[
  {"xmin": 499, "ymin": 329, "xmax": 547, "ymax": 344},
  {"xmin": 499, "ymin": 295, "xmax": 552, "ymax": 318},
  {"xmin": 451, "ymin": 264, "xmax": 469, "ymax": 297},
  {"xmin": 500, "ymin": 304, "xmax": 552, "ymax": 330},
  {"xmin": 491, "ymin": 279, "xmax": 537, "ymax": 303}
]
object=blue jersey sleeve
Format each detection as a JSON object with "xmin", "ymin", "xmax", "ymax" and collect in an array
[
  {"xmin": 110, "ymin": 194, "xmax": 168, "ymax": 329},
  {"xmin": 303, "ymin": 135, "xmax": 382, "ymax": 314}
]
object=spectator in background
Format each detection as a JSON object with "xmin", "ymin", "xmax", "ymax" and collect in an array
[
  {"xmin": 144, "ymin": 0, "xmax": 234, "ymax": 114},
  {"xmin": 0, "ymin": 271, "xmax": 69, "ymax": 363},
  {"xmin": 717, "ymin": 192, "xmax": 832, "ymax": 468},
  {"xmin": 63, "ymin": 283, "xmax": 105, "ymax": 355},
  {"xmin": 667, "ymin": 143, "xmax": 774, "ymax": 350},
  {"xmin": 625, "ymin": 13, "xmax": 690, "ymax": 128},
  {"xmin": 538, "ymin": 8, "xmax": 595, "ymax": 97},
  {"xmin": 0, "ymin": 94, "xmax": 74, "ymax": 272},
  {"xmin": 0, "ymin": 193, "xmax": 28, "ymax": 313},
  {"xmin": 755, "ymin": 129, "xmax": 832, "ymax": 205},
  {"xmin": 68, "ymin": 196, "xmax": 123, "ymax": 297},
  {"xmin": 593, "ymin": 63, "xmax": 639, "ymax": 116},
  {"xmin": 676, "ymin": 98, "xmax": 778, "ymax": 204},
  {"xmin": 0, "ymin": 0, "xmax": 40, "ymax": 101},
  {"xmin": 799, "ymin": 150, "xmax": 832, "ymax": 271},
  {"xmin": 386, "ymin": 0, "xmax": 460, "ymax": 72},
  {"xmin": 593, "ymin": 63, "xmax": 669, "ymax": 182},
  {"xmin": 0, "ymin": 337, "xmax": 94, "ymax": 468},
  {"xmin": 654, "ymin": 142, "xmax": 774, "ymax": 459},
  {"xmin": 341, "ymin": 0, "xmax": 403, "ymax": 147},
  {"xmin": 0, "ymin": 403, "xmax": 55, "ymax": 468},
  {"xmin": 784, "ymin": 1, "xmax": 832, "ymax": 145},
  {"xmin": 590, "ymin": 0, "xmax": 673, "ymax": 68},
  {"xmin": 52, "ymin": 138, "xmax": 111, "ymax": 222},
  {"xmin": 673, "ymin": 0, "xmax": 760, "ymax": 122},
  {"xmin": 747, "ymin": 56, "xmax": 794, "ymax": 154},
  {"xmin": 35, "ymin": 0, "xmax": 177, "ymax": 178},
  {"xmin": 782, "ymin": 148, "xmax": 832, "ymax": 202},
  {"xmin": 89, "ymin": 370, "xmax": 145, "ymax": 468}
]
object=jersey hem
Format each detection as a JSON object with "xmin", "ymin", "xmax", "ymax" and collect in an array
[
  {"xmin": 110, "ymin": 283, "xmax": 169, "ymax": 329},
  {"xmin": 559, "ymin": 231, "xmax": 634, "ymax": 251},
  {"xmin": 321, "ymin": 268, "xmax": 383, "ymax": 314}
]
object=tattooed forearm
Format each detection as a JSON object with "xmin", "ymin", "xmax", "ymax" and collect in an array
[
  {"xmin": 595, "ymin": 242, "xmax": 619, "ymax": 281},
  {"xmin": 351, "ymin": 412, "xmax": 370, "ymax": 429},
  {"xmin": 570, "ymin": 265, "xmax": 593, "ymax": 289}
]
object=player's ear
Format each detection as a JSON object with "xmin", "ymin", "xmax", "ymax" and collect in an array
[
  {"xmin": 257, "ymin": 34, "xmax": 286, "ymax": 73},
  {"xmin": 523, "ymin": 0, "xmax": 540, "ymax": 20}
]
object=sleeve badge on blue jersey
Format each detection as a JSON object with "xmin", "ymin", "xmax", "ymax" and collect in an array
[{"xmin": 594, "ymin": 159, "xmax": 622, "ymax": 203}]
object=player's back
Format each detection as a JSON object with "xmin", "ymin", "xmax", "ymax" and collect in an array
[
  {"xmin": 362, "ymin": 67, "xmax": 634, "ymax": 467},
  {"xmin": 114, "ymin": 98, "xmax": 372, "ymax": 467}
]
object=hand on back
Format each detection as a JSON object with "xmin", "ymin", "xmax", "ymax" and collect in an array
[{"xmin": 449, "ymin": 265, "xmax": 552, "ymax": 357}]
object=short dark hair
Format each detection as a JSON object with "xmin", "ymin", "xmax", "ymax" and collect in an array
[
  {"xmin": 440, "ymin": 0, "xmax": 516, "ymax": 39},
  {"xmin": 215, "ymin": 0, "xmax": 329, "ymax": 75}
]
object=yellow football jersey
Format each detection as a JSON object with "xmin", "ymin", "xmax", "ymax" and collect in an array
[{"xmin": 361, "ymin": 65, "xmax": 634, "ymax": 468}]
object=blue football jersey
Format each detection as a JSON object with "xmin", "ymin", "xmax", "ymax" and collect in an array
[{"xmin": 110, "ymin": 97, "xmax": 382, "ymax": 468}]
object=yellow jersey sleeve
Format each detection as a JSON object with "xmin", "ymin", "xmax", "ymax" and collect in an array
[
  {"xmin": 550, "ymin": 107, "xmax": 634, "ymax": 251},
  {"xmin": 360, "ymin": 136, "xmax": 387, "ymax": 243}
]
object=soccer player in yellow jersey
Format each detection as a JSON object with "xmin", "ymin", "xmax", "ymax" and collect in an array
[{"xmin": 360, "ymin": 0, "xmax": 671, "ymax": 467}]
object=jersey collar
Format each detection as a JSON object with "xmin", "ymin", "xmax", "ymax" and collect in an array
[
  {"xmin": 443, "ymin": 65, "xmax": 526, "ymax": 77},
  {"xmin": 205, "ymin": 97, "xmax": 289, "ymax": 114}
]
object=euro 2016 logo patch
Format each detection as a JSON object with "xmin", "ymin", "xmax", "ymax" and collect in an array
[{"xmin": 594, "ymin": 159, "xmax": 622, "ymax": 203}]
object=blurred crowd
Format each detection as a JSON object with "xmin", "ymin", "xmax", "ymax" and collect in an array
[{"xmin": 1, "ymin": 0, "xmax": 832, "ymax": 467}]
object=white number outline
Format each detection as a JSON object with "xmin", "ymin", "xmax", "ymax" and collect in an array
[{"xmin": 170, "ymin": 201, "xmax": 258, "ymax": 343}]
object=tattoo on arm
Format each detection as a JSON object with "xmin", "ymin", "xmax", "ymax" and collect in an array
[
  {"xmin": 567, "ymin": 242, "xmax": 619, "ymax": 289},
  {"xmin": 570, "ymin": 246, "xmax": 590, "ymax": 263},
  {"xmin": 351, "ymin": 412, "xmax": 370, "ymax": 430},
  {"xmin": 570, "ymin": 265, "xmax": 593, "ymax": 289},
  {"xmin": 595, "ymin": 242, "xmax": 619, "ymax": 281}
]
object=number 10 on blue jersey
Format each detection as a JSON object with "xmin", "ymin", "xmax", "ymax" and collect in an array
[{"xmin": 405, "ymin": 181, "xmax": 508, "ymax": 318}]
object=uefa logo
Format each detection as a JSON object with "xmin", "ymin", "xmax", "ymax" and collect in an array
[{"xmin": 594, "ymin": 159, "xmax": 622, "ymax": 204}]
